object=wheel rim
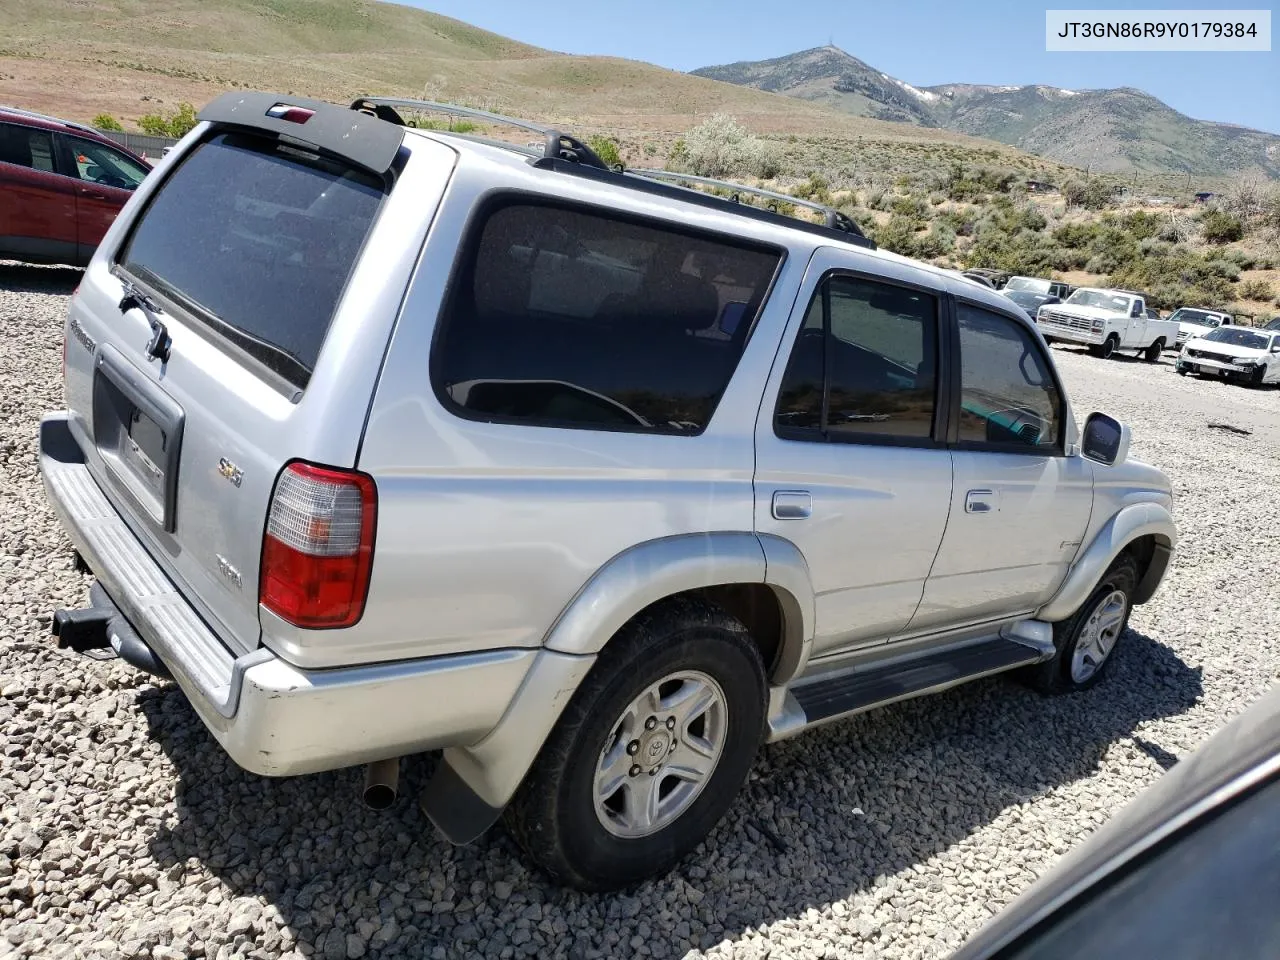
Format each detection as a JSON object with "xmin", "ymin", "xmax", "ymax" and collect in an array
[
  {"xmin": 592, "ymin": 670, "xmax": 728, "ymax": 839},
  {"xmin": 1070, "ymin": 589, "xmax": 1128, "ymax": 683}
]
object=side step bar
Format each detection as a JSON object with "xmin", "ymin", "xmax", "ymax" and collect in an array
[{"xmin": 777, "ymin": 630, "xmax": 1051, "ymax": 735}]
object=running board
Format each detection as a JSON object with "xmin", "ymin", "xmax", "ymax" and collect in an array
[{"xmin": 776, "ymin": 632, "xmax": 1050, "ymax": 736}]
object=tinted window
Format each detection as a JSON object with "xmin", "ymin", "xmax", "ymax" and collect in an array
[
  {"xmin": 957, "ymin": 305, "xmax": 1061, "ymax": 451},
  {"xmin": 120, "ymin": 133, "xmax": 384, "ymax": 390},
  {"xmin": 64, "ymin": 136, "xmax": 148, "ymax": 189},
  {"xmin": 432, "ymin": 201, "xmax": 780, "ymax": 434},
  {"xmin": 0, "ymin": 123, "xmax": 55, "ymax": 173},
  {"xmin": 775, "ymin": 276, "xmax": 938, "ymax": 441}
]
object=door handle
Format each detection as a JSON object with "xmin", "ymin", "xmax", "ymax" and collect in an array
[
  {"xmin": 772, "ymin": 490, "xmax": 812, "ymax": 520},
  {"xmin": 965, "ymin": 489, "xmax": 997, "ymax": 514}
]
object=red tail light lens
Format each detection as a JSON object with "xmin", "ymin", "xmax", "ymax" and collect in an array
[{"xmin": 260, "ymin": 462, "xmax": 377, "ymax": 629}]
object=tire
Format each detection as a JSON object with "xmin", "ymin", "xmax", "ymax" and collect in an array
[
  {"xmin": 1099, "ymin": 335, "xmax": 1119, "ymax": 360},
  {"xmin": 1251, "ymin": 366, "xmax": 1266, "ymax": 387},
  {"xmin": 1176, "ymin": 366, "xmax": 1189, "ymax": 376},
  {"xmin": 1023, "ymin": 553, "xmax": 1139, "ymax": 694},
  {"xmin": 505, "ymin": 596, "xmax": 767, "ymax": 891},
  {"xmin": 1144, "ymin": 339, "xmax": 1164, "ymax": 362}
]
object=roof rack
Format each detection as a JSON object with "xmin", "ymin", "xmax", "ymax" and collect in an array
[
  {"xmin": 625, "ymin": 168, "xmax": 868, "ymax": 240},
  {"xmin": 349, "ymin": 95, "xmax": 874, "ymax": 249},
  {"xmin": 349, "ymin": 96, "xmax": 609, "ymax": 170}
]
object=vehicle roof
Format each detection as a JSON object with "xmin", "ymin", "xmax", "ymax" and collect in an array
[
  {"xmin": 1174, "ymin": 306, "xmax": 1230, "ymax": 316},
  {"xmin": 0, "ymin": 105, "xmax": 146, "ymax": 159},
  {"xmin": 952, "ymin": 682, "xmax": 1280, "ymax": 959},
  {"xmin": 403, "ymin": 127, "xmax": 1032, "ymax": 324}
]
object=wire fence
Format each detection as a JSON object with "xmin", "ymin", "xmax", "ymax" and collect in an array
[{"xmin": 94, "ymin": 129, "xmax": 179, "ymax": 160}]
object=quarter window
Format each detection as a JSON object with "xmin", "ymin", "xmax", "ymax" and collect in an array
[
  {"xmin": 0, "ymin": 123, "xmax": 56, "ymax": 173},
  {"xmin": 432, "ymin": 200, "xmax": 781, "ymax": 434},
  {"xmin": 775, "ymin": 275, "xmax": 939, "ymax": 442},
  {"xmin": 956, "ymin": 304, "xmax": 1062, "ymax": 451}
]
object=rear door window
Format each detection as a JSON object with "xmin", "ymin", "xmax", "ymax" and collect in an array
[
  {"xmin": 0, "ymin": 123, "xmax": 56, "ymax": 173},
  {"xmin": 118, "ymin": 132, "xmax": 386, "ymax": 391},
  {"xmin": 431, "ymin": 199, "xmax": 782, "ymax": 434}
]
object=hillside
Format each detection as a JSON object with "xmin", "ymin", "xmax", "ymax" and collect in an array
[
  {"xmin": 694, "ymin": 46, "xmax": 1280, "ymax": 179},
  {"xmin": 0, "ymin": 0, "xmax": 1044, "ymax": 159}
]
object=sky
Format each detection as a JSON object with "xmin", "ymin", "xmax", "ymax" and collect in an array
[{"xmin": 407, "ymin": 0, "xmax": 1279, "ymax": 134}]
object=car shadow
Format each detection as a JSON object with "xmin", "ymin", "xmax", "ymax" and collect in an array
[
  {"xmin": 139, "ymin": 627, "xmax": 1201, "ymax": 957},
  {"xmin": 0, "ymin": 260, "xmax": 83, "ymax": 295}
]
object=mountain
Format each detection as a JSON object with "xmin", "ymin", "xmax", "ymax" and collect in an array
[{"xmin": 693, "ymin": 46, "xmax": 1280, "ymax": 178}]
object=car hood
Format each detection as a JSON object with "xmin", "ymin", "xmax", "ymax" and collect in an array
[
  {"xmin": 1184, "ymin": 338, "xmax": 1268, "ymax": 358},
  {"xmin": 951, "ymin": 683, "xmax": 1280, "ymax": 959}
]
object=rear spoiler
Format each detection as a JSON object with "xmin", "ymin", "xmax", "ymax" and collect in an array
[{"xmin": 196, "ymin": 91, "xmax": 404, "ymax": 176}]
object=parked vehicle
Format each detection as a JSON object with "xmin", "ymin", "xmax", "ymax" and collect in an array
[
  {"xmin": 1176, "ymin": 326, "xmax": 1280, "ymax": 386},
  {"xmin": 953, "ymin": 681, "xmax": 1280, "ymax": 960},
  {"xmin": 1001, "ymin": 287, "xmax": 1062, "ymax": 319},
  {"xmin": 1037, "ymin": 287, "xmax": 1179, "ymax": 361},
  {"xmin": 0, "ymin": 105, "xmax": 151, "ymax": 267},
  {"xmin": 1168, "ymin": 307, "xmax": 1234, "ymax": 349},
  {"xmin": 1004, "ymin": 275, "xmax": 1075, "ymax": 301},
  {"xmin": 1264, "ymin": 316, "xmax": 1280, "ymax": 331},
  {"xmin": 39, "ymin": 91, "xmax": 1176, "ymax": 891},
  {"xmin": 962, "ymin": 268, "xmax": 1011, "ymax": 289}
]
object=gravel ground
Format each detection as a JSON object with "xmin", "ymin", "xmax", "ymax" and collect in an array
[{"xmin": 2, "ymin": 260, "xmax": 1277, "ymax": 960}]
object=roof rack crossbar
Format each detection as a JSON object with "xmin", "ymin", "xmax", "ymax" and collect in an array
[
  {"xmin": 350, "ymin": 96, "xmax": 609, "ymax": 169},
  {"xmin": 626, "ymin": 168, "xmax": 867, "ymax": 239},
  {"xmin": 350, "ymin": 96, "xmax": 550, "ymax": 135}
]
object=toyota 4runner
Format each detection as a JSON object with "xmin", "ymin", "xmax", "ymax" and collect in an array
[{"xmin": 39, "ymin": 92, "xmax": 1176, "ymax": 891}]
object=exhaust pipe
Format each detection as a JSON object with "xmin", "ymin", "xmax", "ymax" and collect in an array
[{"xmin": 362, "ymin": 758, "xmax": 400, "ymax": 811}]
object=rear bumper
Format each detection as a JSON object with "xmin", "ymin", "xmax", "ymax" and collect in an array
[{"xmin": 38, "ymin": 412, "xmax": 542, "ymax": 776}]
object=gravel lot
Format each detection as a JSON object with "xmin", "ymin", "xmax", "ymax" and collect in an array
[{"xmin": 2, "ymin": 261, "xmax": 1277, "ymax": 960}]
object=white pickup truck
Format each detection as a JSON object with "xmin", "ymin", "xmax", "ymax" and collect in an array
[{"xmin": 1036, "ymin": 288, "xmax": 1180, "ymax": 361}]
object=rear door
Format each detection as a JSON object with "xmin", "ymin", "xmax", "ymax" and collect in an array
[
  {"xmin": 911, "ymin": 301, "xmax": 1092, "ymax": 631},
  {"xmin": 61, "ymin": 121, "xmax": 435, "ymax": 655},
  {"xmin": 55, "ymin": 133, "xmax": 149, "ymax": 262},
  {"xmin": 0, "ymin": 121, "xmax": 79, "ymax": 264},
  {"xmin": 754, "ymin": 250, "xmax": 954, "ymax": 656}
]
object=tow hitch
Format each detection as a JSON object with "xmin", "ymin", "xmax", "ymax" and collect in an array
[{"xmin": 52, "ymin": 583, "xmax": 172, "ymax": 678}]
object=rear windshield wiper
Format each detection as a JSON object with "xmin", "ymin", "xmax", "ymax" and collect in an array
[{"xmin": 118, "ymin": 277, "xmax": 172, "ymax": 363}]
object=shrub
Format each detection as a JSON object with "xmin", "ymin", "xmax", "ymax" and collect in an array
[
  {"xmin": 679, "ymin": 114, "xmax": 780, "ymax": 179},
  {"xmin": 1062, "ymin": 179, "xmax": 1114, "ymax": 211},
  {"xmin": 865, "ymin": 189, "xmax": 889, "ymax": 211},
  {"xmin": 138, "ymin": 102, "xmax": 197, "ymax": 138},
  {"xmin": 587, "ymin": 135, "xmax": 621, "ymax": 169},
  {"xmin": 1239, "ymin": 278, "xmax": 1275, "ymax": 301},
  {"xmin": 1200, "ymin": 210, "xmax": 1243, "ymax": 244},
  {"xmin": 1052, "ymin": 222, "xmax": 1097, "ymax": 248},
  {"xmin": 92, "ymin": 114, "xmax": 123, "ymax": 132},
  {"xmin": 889, "ymin": 194, "xmax": 928, "ymax": 219}
]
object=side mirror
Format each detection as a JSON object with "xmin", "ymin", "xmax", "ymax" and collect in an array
[
  {"xmin": 1271, "ymin": 343, "xmax": 1280, "ymax": 353},
  {"xmin": 1082, "ymin": 412, "xmax": 1130, "ymax": 466}
]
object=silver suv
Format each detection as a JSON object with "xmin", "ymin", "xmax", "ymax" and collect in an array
[{"xmin": 39, "ymin": 92, "xmax": 1176, "ymax": 891}]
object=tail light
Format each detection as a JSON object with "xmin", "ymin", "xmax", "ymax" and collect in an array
[{"xmin": 260, "ymin": 462, "xmax": 377, "ymax": 629}]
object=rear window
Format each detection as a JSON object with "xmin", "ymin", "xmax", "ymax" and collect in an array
[
  {"xmin": 119, "ymin": 132, "xmax": 385, "ymax": 390},
  {"xmin": 431, "ymin": 199, "xmax": 781, "ymax": 434}
]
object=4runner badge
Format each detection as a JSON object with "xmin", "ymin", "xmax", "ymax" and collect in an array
[
  {"xmin": 217, "ymin": 457, "xmax": 244, "ymax": 487},
  {"xmin": 215, "ymin": 554, "xmax": 243, "ymax": 589}
]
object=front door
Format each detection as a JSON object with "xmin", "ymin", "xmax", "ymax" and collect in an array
[
  {"xmin": 911, "ymin": 301, "xmax": 1093, "ymax": 632},
  {"xmin": 755, "ymin": 251, "xmax": 954, "ymax": 658}
]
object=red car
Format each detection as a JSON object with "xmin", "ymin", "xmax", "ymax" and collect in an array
[{"xmin": 0, "ymin": 106, "xmax": 151, "ymax": 267}]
